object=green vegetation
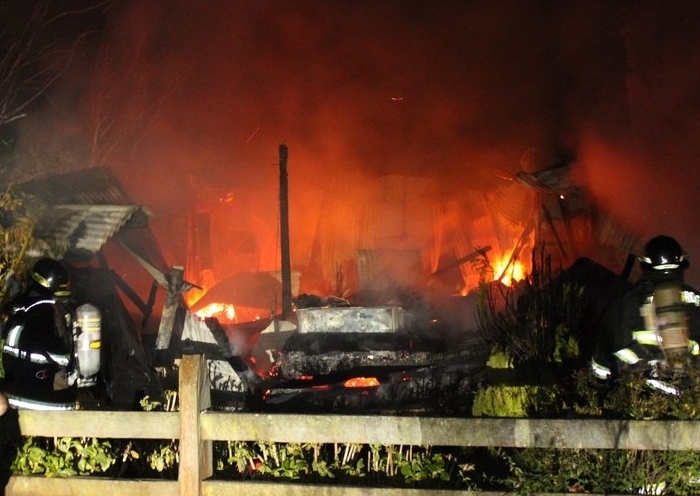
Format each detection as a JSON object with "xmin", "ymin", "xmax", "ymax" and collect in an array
[
  {"xmin": 0, "ymin": 186, "xmax": 39, "ymax": 379},
  {"xmin": 494, "ymin": 447, "xmax": 700, "ymax": 495},
  {"xmin": 214, "ymin": 441, "xmax": 478, "ymax": 489},
  {"xmin": 13, "ymin": 437, "xmax": 117, "ymax": 477},
  {"xmin": 0, "ymin": 186, "xmax": 38, "ymax": 311}
]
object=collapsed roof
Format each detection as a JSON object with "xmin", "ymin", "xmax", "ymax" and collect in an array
[{"xmin": 8, "ymin": 166, "xmax": 167, "ymax": 270}]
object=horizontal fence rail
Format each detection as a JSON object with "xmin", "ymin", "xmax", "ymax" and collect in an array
[
  {"xmin": 200, "ymin": 413, "xmax": 700, "ymax": 450},
  {"xmin": 6, "ymin": 354, "xmax": 696, "ymax": 496},
  {"xmin": 18, "ymin": 410, "xmax": 700, "ymax": 451}
]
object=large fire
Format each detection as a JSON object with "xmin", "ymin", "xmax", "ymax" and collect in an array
[{"xmin": 190, "ymin": 244, "xmax": 527, "ymax": 324}]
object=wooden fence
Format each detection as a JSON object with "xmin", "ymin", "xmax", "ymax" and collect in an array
[{"xmin": 6, "ymin": 354, "xmax": 700, "ymax": 496}]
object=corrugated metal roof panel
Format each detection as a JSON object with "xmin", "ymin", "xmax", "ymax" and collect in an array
[
  {"xmin": 8, "ymin": 168, "xmax": 156, "ymax": 260},
  {"xmin": 35, "ymin": 205, "xmax": 146, "ymax": 257},
  {"xmin": 14, "ymin": 167, "xmax": 132, "ymax": 205}
]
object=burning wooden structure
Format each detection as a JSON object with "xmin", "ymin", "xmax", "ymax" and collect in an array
[
  {"xmin": 158, "ymin": 145, "xmax": 643, "ymax": 412},
  {"xmin": 1, "ymin": 148, "xmax": 644, "ymax": 413}
]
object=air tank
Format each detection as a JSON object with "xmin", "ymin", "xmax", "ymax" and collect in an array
[
  {"xmin": 654, "ymin": 281, "xmax": 689, "ymax": 369},
  {"xmin": 75, "ymin": 303, "xmax": 101, "ymax": 378}
]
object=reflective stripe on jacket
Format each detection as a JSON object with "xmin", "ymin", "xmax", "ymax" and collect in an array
[
  {"xmin": 590, "ymin": 357, "xmax": 611, "ymax": 380},
  {"xmin": 613, "ymin": 347, "xmax": 641, "ymax": 365}
]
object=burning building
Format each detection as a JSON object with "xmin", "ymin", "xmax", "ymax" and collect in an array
[
  {"xmin": 183, "ymin": 147, "xmax": 641, "ymax": 323},
  {"xmin": 164, "ymin": 144, "xmax": 644, "ymax": 412}
]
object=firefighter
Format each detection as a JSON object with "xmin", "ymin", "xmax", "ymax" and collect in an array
[
  {"xmin": 0, "ymin": 257, "xmax": 78, "ymax": 410},
  {"xmin": 591, "ymin": 235, "xmax": 700, "ymax": 388}
]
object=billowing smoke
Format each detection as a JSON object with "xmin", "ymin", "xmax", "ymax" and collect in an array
[
  {"xmin": 16, "ymin": 1, "xmax": 700, "ymax": 288},
  {"xmin": 574, "ymin": 2, "xmax": 700, "ymax": 287}
]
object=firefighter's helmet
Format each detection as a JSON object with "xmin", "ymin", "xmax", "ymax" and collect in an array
[
  {"xmin": 30, "ymin": 258, "xmax": 71, "ymax": 297},
  {"xmin": 639, "ymin": 235, "xmax": 689, "ymax": 274}
]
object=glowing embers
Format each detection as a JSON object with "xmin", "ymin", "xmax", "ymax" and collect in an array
[
  {"xmin": 343, "ymin": 377, "xmax": 380, "ymax": 388},
  {"xmin": 195, "ymin": 302, "xmax": 236, "ymax": 323}
]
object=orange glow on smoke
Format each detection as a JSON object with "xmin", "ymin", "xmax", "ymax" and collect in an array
[{"xmin": 343, "ymin": 377, "xmax": 380, "ymax": 388}]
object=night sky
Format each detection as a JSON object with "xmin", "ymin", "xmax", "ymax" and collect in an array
[{"xmin": 15, "ymin": 0, "xmax": 700, "ymax": 287}]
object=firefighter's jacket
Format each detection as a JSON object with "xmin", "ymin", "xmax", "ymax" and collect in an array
[
  {"xmin": 591, "ymin": 273, "xmax": 700, "ymax": 381},
  {"xmin": 0, "ymin": 401, "xmax": 20, "ymax": 489},
  {"xmin": 0, "ymin": 290, "xmax": 76, "ymax": 409}
]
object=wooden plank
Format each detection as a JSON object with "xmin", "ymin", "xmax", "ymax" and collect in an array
[
  {"xmin": 6, "ymin": 476, "xmax": 620, "ymax": 496},
  {"xmin": 202, "ymin": 480, "xmax": 621, "ymax": 496},
  {"xmin": 155, "ymin": 265, "xmax": 184, "ymax": 350},
  {"xmin": 7, "ymin": 477, "xmax": 178, "ymax": 496},
  {"xmin": 178, "ymin": 354, "xmax": 213, "ymax": 496},
  {"xmin": 22, "ymin": 407, "xmax": 698, "ymax": 453},
  {"xmin": 203, "ymin": 480, "xmax": 487, "ymax": 495},
  {"xmin": 199, "ymin": 414, "xmax": 510, "ymax": 445},
  {"xmin": 510, "ymin": 418, "xmax": 700, "ymax": 450},
  {"xmin": 17, "ymin": 410, "xmax": 179, "ymax": 439},
  {"xmin": 201, "ymin": 414, "xmax": 700, "ymax": 451}
]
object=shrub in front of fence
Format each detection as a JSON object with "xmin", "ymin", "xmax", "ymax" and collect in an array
[{"xmin": 213, "ymin": 441, "xmax": 481, "ymax": 490}]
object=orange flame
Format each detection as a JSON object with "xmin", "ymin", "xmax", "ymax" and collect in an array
[
  {"xmin": 343, "ymin": 377, "xmax": 380, "ymax": 388},
  {"xmin": 195, "ymin": 302, "xmax": 236, "ymax": 323},
  {"xmin": 493, "ymin": 254, "xmax": 526, "ymax": 287}
]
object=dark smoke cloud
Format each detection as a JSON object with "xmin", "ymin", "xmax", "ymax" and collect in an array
[
  {"xmin": 575, "ymin": 1, "xmax": 700, "ymax": 286},
  {"xmin": 25, "ymin": 1, "xmax": 700, "ymax": 286}
]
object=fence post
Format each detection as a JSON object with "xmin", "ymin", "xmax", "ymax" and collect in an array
[{"xmin": 178, "ymin": 354, "xmax": 212, "ymax": 496}]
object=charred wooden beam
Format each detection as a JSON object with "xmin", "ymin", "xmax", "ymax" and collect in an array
[
  {"xmin": 279, "ymin": 144, "xmax": 293, "ymax": 319},
  {"xmin": 430, "ymin": 246, "xmax": 491, "ymax": 278},
  {"xmin": 621, "ymin": 253, "xmax": 636, "ymax": 280},
  {"xmin": 142, "ymin": 279, "xmax": 159, "ymax": 329},
  {"xmin": 155, "ymin": 266, "xmax": 185, "ymax": 351},
  {"xmin": 108, "ymin": 270, "xmax": 149, "ymax": 317},
  {"xmin": 276, "ymin": 347, "xmax": 488, "ymax": 379}
]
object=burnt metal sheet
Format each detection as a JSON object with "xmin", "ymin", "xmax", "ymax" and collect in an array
[
  {"xmin": 8, "ymin": 167, "xmax": 161, "ymax": 262},
  {"xmin": 13, "ymin": 167, "xmax": 133, "ymax": 205},
  {"xmin": 277, "ymin": 348, "xmax": 487, "ymax": 378},
  {"xmin": 33, "ymin": 204, "xmax": 147, "ymax": 257},
  {"xmin": 296, "ymin": 306, "xmax": 406, "ymax": 333}
]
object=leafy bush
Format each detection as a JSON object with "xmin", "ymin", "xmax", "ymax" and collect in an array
[
  {"xmin": 13, "ymin": 437, "xmax": 115, "ymax": 477},
  {"xmin": 491, "ymin": 446, "xmax": 700, "ymax": 494}
]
